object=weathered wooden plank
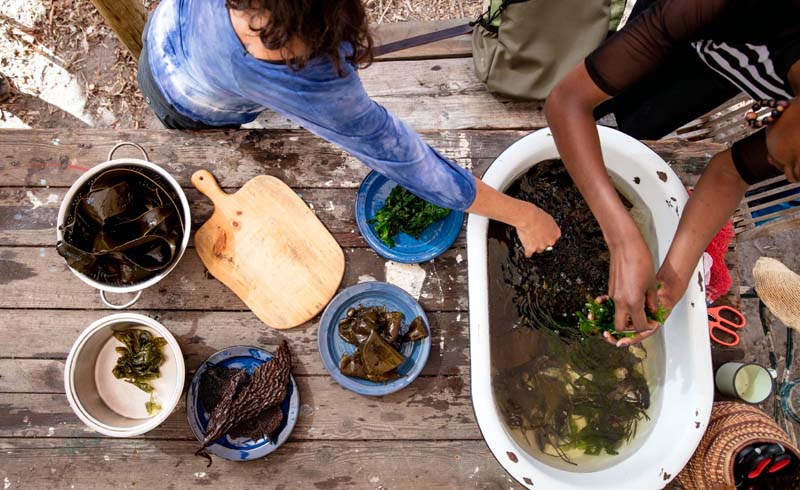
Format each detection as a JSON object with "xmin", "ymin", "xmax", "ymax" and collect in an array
[
  {"xmin": 0, "ymin": 439, "xmax": 523, "ymax": 490},
  {"xmin": 0, "ymin": 373, "xmax": 475, "ymax": 440},
  {"xmin": 248, "ymin": 57, "xmax": 540, "ymax": 131},
  {"xmin": 0, "ymin": 310, "xmax": 469, "ymax": 376},
  {"xmin": 0, "ymin": 129, "xmax": 724, "ymax": 188},
  {"xmin": 0, "ymin": 247, "xmax": 469, "ymax": 311},
  {"xmin": 249, "ymin": 92, "xmax": 548, "ymax": 131},
  {"xmin": 372, "ymin": 19, "xmax": 473, "ymax": 61}
]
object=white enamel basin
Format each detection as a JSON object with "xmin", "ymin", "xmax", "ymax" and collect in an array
[{"xmin": 467, "ymin": 126, "xmax": 712, "ymax": 489}]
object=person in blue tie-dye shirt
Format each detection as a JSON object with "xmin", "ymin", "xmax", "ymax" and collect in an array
[{"xmin": 136, "ymin": 0, "xmax": 561, "ymax": 255}]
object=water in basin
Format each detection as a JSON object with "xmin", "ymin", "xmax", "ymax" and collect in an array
[{"xmin": 488, "ymin": 159, "xmax": 666, "ymax": 472}]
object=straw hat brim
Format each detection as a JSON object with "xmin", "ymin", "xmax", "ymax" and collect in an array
[{"xmin": 753, "ymin": 257, "xmax": 800, "ymax": 331}]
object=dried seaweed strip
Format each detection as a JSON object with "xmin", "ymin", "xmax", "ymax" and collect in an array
[
  {"xmin": 228, "ymin": 405, "xmax": 284, "ymax": 442},
  {"xmin": 198, "ymin": 365, "xmax": 246, "ymax": 414},
  {"xmin": 199, "ymin": 341, "xmax": 293, "ymax": 450}
]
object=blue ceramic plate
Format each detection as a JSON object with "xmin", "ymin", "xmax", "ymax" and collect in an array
[
  {"xmin": 355, "ymin": 171, "xmax": 464, "ymax": 264},
  {"xmin": 318, "ymin": 282, "xmax": 431, "ymax": 396},
  {"xmin": 186, "ymin": 346, "xmax": 299, "ymax": 461}
]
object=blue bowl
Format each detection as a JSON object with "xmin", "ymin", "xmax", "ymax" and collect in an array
[
  {"xmin": 355, "ymin": 171, "xmax": 464, "ymax": 264},
  {"xmin": 186, "ymin": 345, "xmax": 299, "ymax": 461},
  {"xmin": 318, "ymin": 282, "xmax": 431, "ymax": 396}
]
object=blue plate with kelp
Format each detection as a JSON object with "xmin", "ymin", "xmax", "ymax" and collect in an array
[
  {"xmin": 355, "ymin": 171, "xmax": 464, "ymax": 264},
  {"xmin": 186, "ymin": 345, "xmax": 299, "ymax": 461},
  {"xmin": 318, "ymin": 281, "xmax": 431, "ymax": 396}
]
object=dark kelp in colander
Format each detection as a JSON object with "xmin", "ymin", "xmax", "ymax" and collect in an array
[
  {"xmin": 488, "ymin": 160, "xmax": 651, "ymax": 465},
  {"xmin": 198, "ymin": 341, "xmax": 293, "ymax": 454},
  {"xmin": 57, "ymin": 167, "xmax": 184, "ymax": 286},
  {"xmin": 336, "ymin": 304, "xmax": 428, "ymax": 382}
]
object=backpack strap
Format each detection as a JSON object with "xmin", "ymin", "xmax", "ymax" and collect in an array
[
  {"xmin": 372, "ymin": 22, "xmax": 475, "ymax": 57},
  {"xmin": 372, "ymin": 0, "xmax": 533, "ymax": 57}
]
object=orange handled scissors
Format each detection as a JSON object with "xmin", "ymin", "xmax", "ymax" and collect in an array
[{"xmin": 708, "ymin": 305, "xmax": 747, "ymax": 347}]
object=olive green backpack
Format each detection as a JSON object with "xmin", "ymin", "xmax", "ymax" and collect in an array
[
  {"xmin": 472, "ymin": 0, "xmax": 612, "ymax": 100},
  {"xmin": 374, "ymin": 0, "xmax": 623, "ymax": 100}
]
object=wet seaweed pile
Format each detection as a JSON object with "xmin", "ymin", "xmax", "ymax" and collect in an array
[
  {"xmin": 488, "ymin": 160, "xmax": 650, "ymax": 465},
  {"xmin": 57, "ymin": 167, "xmax": 184, "ymax": 286}
]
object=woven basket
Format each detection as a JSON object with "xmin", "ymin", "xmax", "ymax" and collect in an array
[{"xmin": 676, "ymin": 401, "xmax": 800, "ymax": 490}]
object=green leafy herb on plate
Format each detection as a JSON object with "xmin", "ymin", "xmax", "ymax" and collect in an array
[{"xmin": 369, "ymin": 186, "xmax": 450, "ymax": 248}]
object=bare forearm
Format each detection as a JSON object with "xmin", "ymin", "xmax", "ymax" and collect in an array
[
  {"xmin": 660, "ymin": 150, "xmax": 748, "ymax": 288},
  {"xmin": 466, "ymin": 178, "xmax": 526, "ymax": 227},
  {"xmin": 467, "ymin": 177, "xmax": 561, "ymax": 255},
  {"xmin": 545, "ymin": 72, "xmax": 639, "ymax": 246}
]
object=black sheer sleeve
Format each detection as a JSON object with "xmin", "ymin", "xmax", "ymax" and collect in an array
[
  {"xmin": 585, "ymin": 0, "xmax": 730, "ymax": 96},
  {"xmin": 731, "ymin": 130, "xmax": 784, "ymax": 185}
]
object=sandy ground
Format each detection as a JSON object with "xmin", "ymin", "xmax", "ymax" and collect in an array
[{"xmin": 0, "ymin": 0, "xmax": 482, "ymax": 130}]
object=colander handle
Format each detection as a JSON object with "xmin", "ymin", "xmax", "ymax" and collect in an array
[
  {"xmin": 107, "ymin": 142, "xmax": 149, "ymax": 161},
  {"xmin": 100, "ymin": 290, "xmax": 143, "ymax": 309}
]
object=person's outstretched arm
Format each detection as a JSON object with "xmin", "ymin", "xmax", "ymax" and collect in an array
[
  {"xmin": 659, "ymin": 61, "xmax": 800, "ymax": 309},
  {"xmin": 546, "ymin": 64, "xmax": 659, "ymax": 343}
]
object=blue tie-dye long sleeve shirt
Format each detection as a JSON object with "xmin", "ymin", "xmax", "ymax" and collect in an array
[{"xmin": 144, "ymin": 0, "xmax": 476, "ymax": 210}]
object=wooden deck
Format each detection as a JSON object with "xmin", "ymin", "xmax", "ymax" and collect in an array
[{"xmin": 1, "ymin": 22, "xmax": 798, "ymax": 490}]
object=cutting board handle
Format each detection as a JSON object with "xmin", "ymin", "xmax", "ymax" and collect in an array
[{"xmin": 192, "ymin": 170, "xmax": 228, "ymax": 204}]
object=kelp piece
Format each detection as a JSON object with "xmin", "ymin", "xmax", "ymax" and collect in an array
[
  {"xmin": 58, "ymin": 166, "xmax": 184, "ymax": 286},
  {"xmin": 384, "ymin": 311, "xmax": 404, "ymax": 343},
  {"xmin": 402, "ymin": 316, "xmax": 428, "ymax": 342},
  {"xmin": 339, "ymin": 346, "xmax": 400, "ymax": 383},
  {"xmin": 80, "ymin": 181, "xmax": 133, "ymax": 224},
  {"xmin": 360, "ymin": 330, "xmax": 404, "ymax": 378},
  {"xmin": 57, "ymin": 235, "xmax": 177, "ymax": 285},
  {"xmin": 369, "ymin": 185, "xmax": 451, "ymax": 248},
  {"xmin": 337, "ymin": 305, "xmax": 427, "ymax": 383},
  {"xmin": 111, "ymin": 328, "xmax": 168, "ymax": 396},
  {"xmin": 99, "ymin": 206, "xmax": 177, "ymax": 249},
  {"xmin": 340, "ymin": 348, "xmax": 368, "ymax": 379}
]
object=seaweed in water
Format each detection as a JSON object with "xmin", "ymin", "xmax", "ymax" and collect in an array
[
  {"xmin": 488, "ymin": 160, "xmax": 652, "ymax": 465},
  {"xmin": 57, "ymin": 167, "xmax": 184, "ymax": 286}
]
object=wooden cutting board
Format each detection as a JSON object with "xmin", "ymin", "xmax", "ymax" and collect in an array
[{"xmin": 191, "ymin": 170, "xmax": 345, "ymax": 329}]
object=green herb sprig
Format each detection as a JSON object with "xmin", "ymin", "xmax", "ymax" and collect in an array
[
  {"xmin": 577, "ymin": 298, "xmax": 670, "ymax": 339},
  {"xmin": 369, "ymin": 186, "xmax": 451, "ymax": 248}
]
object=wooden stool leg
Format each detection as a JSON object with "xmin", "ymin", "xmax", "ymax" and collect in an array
[{"xmin": 89, "ymin": 0, "xmax": 147, "ymax": 60}]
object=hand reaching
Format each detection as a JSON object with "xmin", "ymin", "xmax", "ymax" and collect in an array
[
  {"xmin": 602, "ymin": 235, "xmax": 660, "ymax": 347},
  {"xmin": 515, "ymin": 202, "xmax": 562, "ymax": 256}
]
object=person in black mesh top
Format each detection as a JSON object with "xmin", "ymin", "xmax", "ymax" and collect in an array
[{"xmin": 545, "ymin": 0, "xmax": 800, "ymax": 346}]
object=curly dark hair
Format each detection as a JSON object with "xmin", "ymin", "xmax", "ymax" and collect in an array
[{"xmin": 225, "ymin": 0, "xmax": 373, "ymax": 74}]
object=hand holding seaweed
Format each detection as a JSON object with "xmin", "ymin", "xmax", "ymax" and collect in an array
[{"xmin": 577, "ymin": 296, "xmax": 669, "ymax": 340}]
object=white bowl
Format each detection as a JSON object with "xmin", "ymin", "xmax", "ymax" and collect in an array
[
  {"xmin": 55, "ymin": 142, "xmax": 191, "ymax": 309},
  {"xmin": 64, "ymin": 313, "xmax": 185, "ymax": 437}
]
